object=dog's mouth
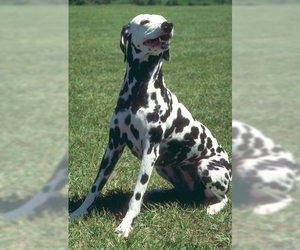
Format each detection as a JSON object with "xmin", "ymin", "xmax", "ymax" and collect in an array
[{"xmin": 143, "ymin": 34, "xmax": 172, "ymax": 49}]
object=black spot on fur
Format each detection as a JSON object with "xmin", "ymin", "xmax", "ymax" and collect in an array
[
  {"xmin": 202, "ymin": 169, "xmax": 209, "ymax": 176},
  {"xmin": 200, "ymin": 133, "xmax": 207, "ymax": 148},
  {"xmin": 246, "ymin": 176, "xmax": 263, "ymax": 183},
  {"xmin": 147, "ymin": 106, "xmax": 160, "ymax": 123},
  {"xmin": 130, "ymin": 124, "xmax": 139, "ymax": 140},
  {"xmin": 115, "ymin": 95, "xmax": 133, "ymax": 113},
  {"xmin": 104, "ymin": 151, "xmax": 120, "ymax": 176},
  {"xmin": 109, "ymin": 127, "xmax": 121, "ymax": 148},
  {"xmin": 237, "ymin": 143, "xmax": 249, "ymax": 152},
  {"xmin": 272, "ymin": 146, "xmax": 284, "ymax": 153},
  {"xmin": 131, "ymin": 84, "xmax": 149, "ymax": 114},
  {"xmin": 198, "ymin": 143, "xmax": 204, "ymax": 152},
  {"xmin": 147, "ymin": 143, "xmax": 154, "ymax": 155},
  {"xmin": 216, "ymin": 146, "xmax": 224, "ymax": 153},
  {"xmin": 109, "ymin": 141, "xmax": 114, "ymax": 150},
  {"xmin": 135, "ymin": 192, "xmax": 141, "ymax": 200},
  {"xmin": 213, "ymin": 181, "xmax": 226, "ymax": 191},
  {"xmin": 97, "ymin": 179, "xmax": 107, "ymax": 192},
  {"xmin": 42, "ymin": 185, "xmax": 51, "ymax": 193},
  {"xmin": 201, "ymin": 149, "xmax": 208, "ymax": 156},
  {"xmin": 160, "ymin": 108, "xmax": 171, "ymax": 123},
  {"xmin": 122, "ymin": 133, "xmax": 133, "ymax": 150},
  {"xmin": 191, "ymin": 126, "xmax": 199, "ymax": 139},
  {"xmin": 149, "ymin": 126, "xmax": 163, "ymax": 143},
  {"xmin": 102, "ymin": 157, "xmax": 109, "ymax": 169},
  {"xmin": 132, "ymin": 43, "xmax": 142, "ymax": 54},
  {"xmin": 254, "ymin": 137, "xmax": 263, "ymax": 148},
  {"xmin": 154, "ymin": 70, "xmax": 169, "ymax": 104},
  {"xmin": 183, "ymin": 133, "xmax": 196, "ymax": 147},
  {"xmin": 164, "ymin": 123, "xmax": 175, "ymax": 139},
  {"xmin": 151, "ymin": 92, "xmax": 156, "ymax": 100},
  {"xmin": 265, "ymin": 182, "xmax": 288, "ymax": 191},
  {"xmin": 140, "ymin": 174, "xmax": 149, "ymax": 184},
  {"xmin": 125, "ymin": 114, "xmax": 131, "ymax": 125},
  {"xmin": 242, "ymin": 131, "xmax": 252, "ymax": 142},
  {"xmin": 174, "ymin": 109, "xmax": 190, "ymax": 133},
  {"xmin": 202, "ymin": 176, "xmax": 212, "ymax": 183},
  {"xmin": 119, "ymin": 82, "xmax": 129, "ymax": 96},
  {"xmin": 232, "ymin": 126, "xmax": 239, "ymax": 139},
  {"xmin": 206, "ymin": 137, "xmax": 213, "ymax": 149}
]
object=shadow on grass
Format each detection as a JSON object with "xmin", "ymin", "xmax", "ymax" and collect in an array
[
  {"xmin": 0, "ymin": 195, "xmax": 67, "ymax": 219},
  {"xmin": 1, "ymin": 153, "xmax": 68, "ymax": 220},
  {"xmin": 69, "ymin": 188, "xmax": 217, "ymax": 220}
]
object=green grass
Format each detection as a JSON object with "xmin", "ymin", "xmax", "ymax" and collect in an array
[
  {"xmin": 0, "ymin": 5, "xmax": 68, "ymax": 250},
  {"xmin": 70, "ymin": 0, "xmax": 232, "ymax": 5},
  {"xmin": 233, "ymin": 0, "xmax": 300, "ymax": 4},
  {"xmin": 69, "ymin": 5, "xmax": 231, "ymax": 249},
  {"xmin": 232, "ymin": 5, "xmax": 300, "ymax": 249}
]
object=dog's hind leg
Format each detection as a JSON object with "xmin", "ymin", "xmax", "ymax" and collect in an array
[
  {"xmin": 198, "ymin": 158, "xmax": 231, "ymax": 214},
  {"xmin": 237, "ymin": 158, "xmax": 298, "ymax": 215},
  {"xmin": 70, "ymin": 139, "xmax": 125, "ymax": 220}
]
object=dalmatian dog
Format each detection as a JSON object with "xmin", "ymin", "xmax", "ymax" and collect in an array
[
  {"xmin": 70, "ymin": 14, "xmax": 231, "ymax": 237},
  {"xmin": 3, "ymin": 153, "xmax": 68, "ymax": 220},
  {"xmin": 232, "ymin": 120, "xmax": 299, "ymax": 215}
]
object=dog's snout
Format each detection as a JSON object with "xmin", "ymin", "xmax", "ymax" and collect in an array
[{"xmin": 161, "ymin": 21, "xmax": 173, "ymax": 33}]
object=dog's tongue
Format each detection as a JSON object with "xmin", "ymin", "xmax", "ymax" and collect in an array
[{"xmin": 144, "ymin": 38, "xmax": 161, "ymax": 47}]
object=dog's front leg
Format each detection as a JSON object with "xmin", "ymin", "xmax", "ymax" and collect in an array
[
  {"xmin": 70, "ymin": 142, "xmax": 125, "ymax": 220},
  {"xmin": 115, "ymin": 142, "xmax": 158, "ymax": 237}
]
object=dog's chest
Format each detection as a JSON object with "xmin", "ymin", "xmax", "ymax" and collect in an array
[{"xmin": 112, "ymin": 91, "xmax": 171, "ymax": 159}]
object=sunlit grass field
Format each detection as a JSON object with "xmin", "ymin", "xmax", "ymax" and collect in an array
[
  {"xmin": 69, "ymin": 5, "xmax": 232, "ymax": 249},
  {"xmin": 232, "ymin": 4, "xmax": 300, "ymax": 250},
  {"xmin": 0, "ymin": 5, "xmax": 68, "ymax": 250}
]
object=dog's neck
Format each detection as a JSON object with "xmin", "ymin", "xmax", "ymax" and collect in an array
[{"xmin": 114, "ymin": 51, "xmax": 167, "ymax": 114}]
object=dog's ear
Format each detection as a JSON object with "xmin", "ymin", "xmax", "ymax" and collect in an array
[
  {"xmin": 120, "ymin": 24, "xmax": 130, "ymax": 62},
  {"xmin": 163, "ymin": 49, "xmax": 170, "ymax": 61}
]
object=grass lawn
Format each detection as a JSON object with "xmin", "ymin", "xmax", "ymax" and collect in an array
[
  {"xmin": 0, "ymin": 5, "xmax": 68, "ymax": 250},
  {"xmin": 69, "ymin": 4, "xmax": 232, "ymax": 250},
  {"xmin": 232, "ymin": 4, "xmax": 300, "ymax": 250}
]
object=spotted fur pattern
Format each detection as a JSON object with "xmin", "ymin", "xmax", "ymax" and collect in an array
[
  {"xmin": 70, "ymin": 14, "xmax": 231, "ymax": 237},
  {"xmin": 232, "ymin": 120, "xmax": 299, "ymax": 214},
  {"xmin": 3, "ymin": 153, "xmax": 68, "ymax": 220}
]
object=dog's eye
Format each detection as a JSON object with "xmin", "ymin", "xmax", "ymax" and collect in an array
[{"xmin": 140, "ymin": 19, "xmax": 150, "ymax": 25}]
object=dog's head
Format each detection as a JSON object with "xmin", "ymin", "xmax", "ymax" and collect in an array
[{"xmin": 120, "ymin": 14, "xmax": 173, "ymax": 63}]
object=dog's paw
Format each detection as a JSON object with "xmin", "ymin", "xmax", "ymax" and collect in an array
[
  {"xmin": 254, "ymin": 204, "xmax": 277, "ymax": 215},
  {"xmin": 115, "ymin": 221, "xmax": 132, "ymax": 238},
  {"xmin": 253, "ymin": 198, "xmax": 292, "ymax": 215},
  {"xmin": 207, "ymin": 203, "xmax": 222, "ymax": 215},
  {"xmin": 69, "ymin": 211, "xmax": 87, "ymax": 220},
  {"xmin": 3, "ymin": 209, "xmax": 36, "ymax": 220},
  {"xmin": 254, "ymin": 206, "xmax": 269, "ymax": 215},
  {"xmin": 69, "ymin": 212, "xmax": 79, "ymax": 220},
  {"xmin": 254, "ymin": 203, "xmax": 284, "ymax": 215},
  {"xmin": 207, "ymin": 201, "xmax": 227, "ymax": 215}
]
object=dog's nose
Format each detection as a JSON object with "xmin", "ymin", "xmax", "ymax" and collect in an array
[{"xmin": 161, "ymin": 21, "xmax": 173, "ymax": 34}]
